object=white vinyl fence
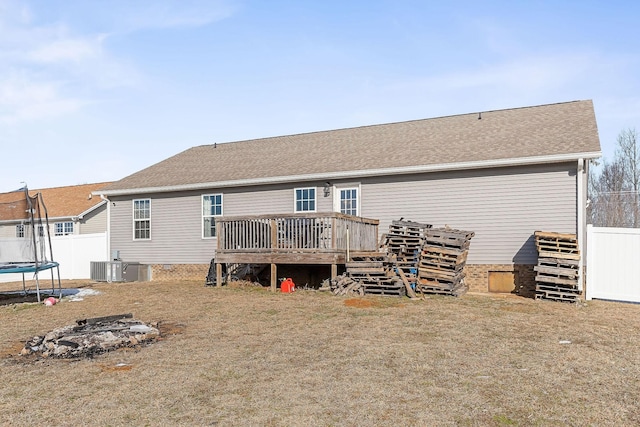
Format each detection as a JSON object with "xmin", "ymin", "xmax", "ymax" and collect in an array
[
  {"xmin": 0, "ymin": 232, "xmax": 108, "ymax": 283},
  {"xmin": 586, "ymin": 225, "xmax": 640, "ymax": 303}
]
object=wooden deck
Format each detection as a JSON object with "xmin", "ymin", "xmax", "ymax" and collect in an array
[{"xmin": 214, "ymin": 212, "xmax": 379, "ymax": 290}]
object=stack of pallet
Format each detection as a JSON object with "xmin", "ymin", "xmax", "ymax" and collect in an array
[
  {"xmin": 416, "ymin": 228, "xmax": 475, "ymax": 296},
  {"xmin": 344, "ymin": 253, "xmax": 405, "ymax": 296},
  {"xmin": 383, "ymin": 220, "xmax": 432, "ymax": 285},
  {"xmin": 534, "ymin": 231, "xmax": 581, "ymax": 303}
]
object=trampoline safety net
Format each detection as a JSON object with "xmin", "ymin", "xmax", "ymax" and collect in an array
[{"xmin": 0, "ymin": 186, "xmax": 61, "ymax": 301}]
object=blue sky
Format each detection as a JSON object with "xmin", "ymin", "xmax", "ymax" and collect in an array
[{"xmin": 1, "ymin": 0, "xmax": 639, "ymax": 192}]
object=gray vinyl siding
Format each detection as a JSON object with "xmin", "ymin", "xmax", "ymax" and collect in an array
[
  {"xmin": 78, "ymin": 206, "xmax": 107, "ymax": 234},
  {"xmin": 360, "ymin": 162, "xmax": 577, "ymax": 264},
  {"xmin": 109, "ymin": 164, "xmax": 577, "ymax": 266},
  {"xmin": 109, "ymin": 183, "xmax": 328, "ymax": 264}
]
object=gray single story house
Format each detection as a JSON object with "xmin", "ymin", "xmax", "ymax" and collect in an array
[{"xmin": 96, "ymin": 100, "xmax": 601, "ymax": 293}]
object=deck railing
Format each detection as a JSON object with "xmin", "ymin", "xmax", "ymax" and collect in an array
[{"xmin": 216, "ymin": 212, "xmax": 379, "ymax": 253}]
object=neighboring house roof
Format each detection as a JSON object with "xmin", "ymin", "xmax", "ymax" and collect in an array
[
  {"xmin": 99, "ymin": 100, "xmax": 601, "ymax": 196},
  {"xmin": 0, "ymin": 182, "xmax": 112, "ymax": 222}
]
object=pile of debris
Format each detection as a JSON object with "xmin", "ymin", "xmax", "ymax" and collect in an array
[
  {"xmin": 533, "ymin": 231, "xmax": 581, "ymax": 303},
  {"xmin": 20, "ymin": 313, "xmax": 160, "ymax": 359},
  {"xmin": 416, "ymin": 228, "xmax": 475, "ymax": 296},
  {"xmin": 331, "ymin": 220, "xmax": 475, "ymax": 298}
]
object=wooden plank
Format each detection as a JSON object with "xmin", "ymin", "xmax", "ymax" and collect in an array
[
  {"xmin": 417, "ymin": 274, "xmax": 465, "ymax": 287},
  {"xmin": 536, "ymin": 250, "xmax": 581, "ymax": 261},
  {"xmin": 396, "ymin": 267, "xmax": 417, "ymax": 298},
  {"xmin": 536, "ymin": 283, "xmax": 581, "ymax": 294},
  {"xmin": 425, "ymin": 228, "xmax": 475, "ymax": 240},
  {"xmin": 216, "ymin": 252, "xmax": 347, "ymax": 264},
  {"xmin": 270, "ymin": 263, "xmax": 277, "ymax": 292},
  {"xmin": 535, "ymin": 275, "xmax": 579, "ymax": 286},
  {"xmin": 215, "ymin": 262, "xmax": 222, "ymax": 287},
  {"xmin": 537, "ymin": 257, "xmax": 580, "ymax": 268},
  {"xmin": 536, "ymin": 242, "xmax": 579, "ymax": 253},
  {"xmin": 417, "ymin": 283, "xmax": 466, "ymax": 296},
  {"xmin": 419, "ymin": 258, "xmax": 465, "ymax": 271},
  {"xmin": 390, "ymin": 219, "xmax": 432, "ymax": 229},
  {"xmin": 534, "ymin": 230, "xmax": 577, "ymax": 241},
  {"xmin": 345, "ymin": 262, "xmax": 385, "ymax": 268},
  {"xmin": 347, "ymin": 267, "xmax": 387, "ymax": 274},
  {"xmin": 418, "ymin": 267, "xmax": 463, "ymax": 280},
  {"xmin": 535, "ymin": 288, "xmax": 580, "ymax": 303},
  {"xmin": 533, "ymin": 265, "xmax": 579, "ymax": 278}
]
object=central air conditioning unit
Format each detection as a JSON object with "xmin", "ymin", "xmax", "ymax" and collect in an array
[{"xmin": 90, "ymin": 261, "xmax": 124, "ymax": 282}]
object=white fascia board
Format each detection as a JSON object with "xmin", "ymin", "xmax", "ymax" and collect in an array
[
  {"xmin": 46, "ymin": 216, "xmax": 76, "ymax": 222},
  {"xmin": 0, "ymin": 216, "xmax": 73, "ymax": 225},
  {"xmin": 76, "ymin": 200, "xmax": 107, "ymax": 219},
  {"xmin": 96, "ymin": 151, "xmax": 602, "ymax": 197}
]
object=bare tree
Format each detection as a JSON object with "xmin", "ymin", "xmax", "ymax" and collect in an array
[
  {"xmin": 588, "ymin": 128, "xmax": 640, "ymax": 227},
  {"xmin": 616, "ymin": 128, "xmax": 640, "ymax": 226}
]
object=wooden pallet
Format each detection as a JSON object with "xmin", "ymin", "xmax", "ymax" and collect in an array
[
  {"xmin": 535, "ymin": 288, "xmax": 580, "ymax": 303},
  {"xmin": 537, "ymin": 257, "xmax": 580, "ymax": 269},
  {"xmin": 534, "ymin": 231, "xmax": 578, "ymax": 245},
  {"xmin": 418, "ymin": 256, "xmax": 466, "ymax": 271},
  {"xmin": 423, "ymin": 238, "xmax": 471, "ymax": 251},
  {"xmin": 534, "ymin": 231, "xmax": 580, "ymax": 259},
  {"xmin": 389, "ymin": 219, "xmax": 432, "ymax": 234},
  {"xmin": 362, "ymin": 282, "xmax": 406, "ymax": 297},
  {"xmin": 418, "ymin": 267, "xmax": 464, "ymax": 281},
  {"xmin": 536, "ymin": 283, "xmax": 580, "ymax": 294},
  {"xmin": 536, "ymin": 250, "xmax": 580, "ymax": 261},
  {"xmin": 421, "ymin": 247, "xmax": 468, "ymax": 261},
  {"xmin": 535, "ymin": 275, "xmax": 579, "ymax": 287},
  {"xmin": 424, "ymin": 228, "xmax": 474, "ymax": 241},
  {"xmin": 534, "ymin": 264, "xmax": 578, "ymax": 278},
  {"xmin": 417, "ymin": 274, "xmax": 465, "ymax": 287},
  {"xmin": 417, "ymin": 282, "xmax": 467, "ymax": 297}
]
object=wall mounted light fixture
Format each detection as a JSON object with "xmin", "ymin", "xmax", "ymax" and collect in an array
[{"xmin": 323, "ymin": 182, "xmax": 331, "ymax": 197}]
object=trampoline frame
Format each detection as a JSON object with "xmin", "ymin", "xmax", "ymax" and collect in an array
[{"xmin": 0, "ymin": 187, "xmax": 62, "ymax": 302}]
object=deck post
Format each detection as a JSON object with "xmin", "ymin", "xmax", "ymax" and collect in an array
[
  {"xmin": 216, "ymin": 263, "xmax": 223, "ymax": 287},
  {"xmin": 331, "ymin": 263, "xmax": 337, "ymax": 281},
  {"xmin": 271, "ymin": 263, "xmax": 277, "ymax": 292}
]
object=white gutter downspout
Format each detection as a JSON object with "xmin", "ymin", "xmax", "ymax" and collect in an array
[
  {"xmin": 100, "ymin": 194, "xmax": 111, "ymax": 261},
  {"xmin": 577, "ymin": 158, "xmax": 585, "ymax": 292}
]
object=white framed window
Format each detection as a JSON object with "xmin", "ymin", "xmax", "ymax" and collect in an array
[
  {"xmin": 294, "ymin": 187, "xmax": 316, "ymax": 212},
  {"xmin": 55, "ymin": 221, "xmax": 74, "ymax": 236},
  {"xmin": 38, "ymin": 225, "xmax": 45, "ymax": 237},
  {"xmin": 333, "ymin": 184, "xmax": 361, "ymax": 216},
  {"xmin": 133, "ymin": 199, "xmax": 151, "ymax": 240},
  {"xmin": 16, "ymin": 224, "xmax": 24, "ymax": 238},
  {"xmin": 202, "ymin": 194, "xmax": 223, "ymax": 238},
  {"xmin": 339, "ymin": 188, "xmax": 358, "ymax": 216}
]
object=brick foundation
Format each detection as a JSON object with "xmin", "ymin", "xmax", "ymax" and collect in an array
[
  {"xmin": 150, "ymin": 264, "xmax": 209, "ymax": 281},
  {"xmin": 464, "ymin": 264, "xmax": 536, "ymax": 297},
  {"xmin": 148, "ymin": 262, "xmax": 537, "ymax": 297}
]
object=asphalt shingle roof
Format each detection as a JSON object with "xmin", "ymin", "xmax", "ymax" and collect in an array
[
  {"xmin": 0, "ymin": 183, "xmax": 112, "ymax": 222},
  {"xmin": 101, "ymin": 100, "xmax": 601, "ymax": 194}
]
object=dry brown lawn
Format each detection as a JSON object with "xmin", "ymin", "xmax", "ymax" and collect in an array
[{"xmin": 1, "ymin": 279, "xmax": 640, "ymax": 426}]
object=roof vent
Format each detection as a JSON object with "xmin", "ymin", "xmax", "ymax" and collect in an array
[{"xmin": 478, "ymin": 112, "xmax": 482, "ymax": 120}]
